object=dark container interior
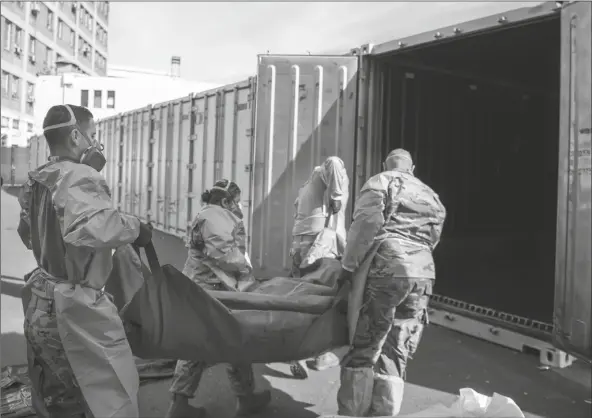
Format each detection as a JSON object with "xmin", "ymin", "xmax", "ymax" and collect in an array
[{"xmin": 371, "ymin": 15, "xmax": 561, "ymax": 323}]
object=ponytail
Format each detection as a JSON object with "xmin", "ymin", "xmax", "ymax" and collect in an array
[{"xmin": 201, "ymin": 190, "xmax": 212, "ymax": 204}]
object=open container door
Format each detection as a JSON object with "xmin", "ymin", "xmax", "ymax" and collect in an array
[
  {"xmin": 554, "ymin": 1, "xmax": 592, "ymax": 363},
  {"xmin": 251, "ymin": 54, "xmax": 359, "ymax": 278}
]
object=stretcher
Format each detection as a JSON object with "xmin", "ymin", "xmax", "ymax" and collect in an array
[{"xmin": 105, "ymin": 243, "xmax": 349, "ymax": 364}]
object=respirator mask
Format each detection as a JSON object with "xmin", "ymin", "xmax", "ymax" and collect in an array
[
  {"xmin": 43, "ymin": 104, "xmax": 106, "ymax": 172},
  {"xmin": 212, "ymin": 181, "xmax": 244, "ymax": 219}
]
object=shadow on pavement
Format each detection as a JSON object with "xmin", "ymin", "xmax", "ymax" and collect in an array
[
  {"xmin": 0, "ymin": 332, "xmax": 27, "ymax": 367},
  {"xmin": 1, "ymin": 278, "xmax": 24, "ymax": 298},
  {"xmin": 407, "ymin": 326, "xmax": 592, "ymax": 418}
]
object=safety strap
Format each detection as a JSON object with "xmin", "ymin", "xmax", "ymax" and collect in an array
[
  {"xmin": 43, "ymin": 104, "xmax": 77, "ymax": 132},
  {"xmin": 324, "ymin": 213, "xmax": 335, "ymax": 230},
  {"xmin": 143, "ymin": 242, "xmax": 163, "ymax": 277}
]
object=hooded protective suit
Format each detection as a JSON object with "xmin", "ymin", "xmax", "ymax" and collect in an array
[
  {"xmin": 182, "ymin": 204, "xmax": 252, "ymax": 288},
  {"xmin": 18, "ymin": 160, "xmax": 141, "ymax": 418},
  {"xmin": 337, "ymin": 168, "xmax": 446, "ymax": 417},
  {"xmin": 291, "ymin": 157, "xmax": 349, "ymax": 276},
  {"xmin": 170, "ymin": 203, "xmax": 260, "ymax": 400}
]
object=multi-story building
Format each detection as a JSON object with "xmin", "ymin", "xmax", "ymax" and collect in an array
[{"xmin": 1, "ymin": 1, "xmax": 109, "ymax": 147}]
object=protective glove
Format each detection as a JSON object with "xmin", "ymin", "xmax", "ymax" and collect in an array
[
  {"xmin": 329, "ymin": 199, "xmax": 342, "ymax": 214},
  {"xmin": 134, "ymin": 222, "xmax": 153, "ymax": 247}
]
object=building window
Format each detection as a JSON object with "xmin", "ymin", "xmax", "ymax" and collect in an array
[
  {"xmin": 94, "ymin": 90, "xmax": 102, "ymax": 108},
  {"xmin": 12, "ymin": 119, "xmax": 20, "ymax": 129},
  {"xmin": 29, "ymin": 36, "xmax": 36, "ymax": 59},
  {"xmin": 30, "ymin": 2, "xmax": 38, "ymax": 22},
  {"xmin": 14, "ymin": 26, "xmax": 22, "ymax": 51},
  {"xmin": 3, "ymin": 20, "xmax": 13, "ymax": 51},
  {"xmin": 26, "ymin": 82, "xmax": 34, "ymax": 98},
  {"xmin": 107, "ymin": 90, "xmax": 115, "ymax": 109},
  {"xmin": 27, "ymin": 122, "xmax": 34, "ymax": 133},
  {"xmin": 11, "ymin": 75, "xmax": 20, "ymax": 99},
  {"xmin": 57, "ymin": 19, "xmax": 63, "ymax": 39},
  {"xmin": 1, "ymin": 117, "xmax": 8, "ymax": 128},
  {"xmin": 81, "ymin": 89, "xmax": 89, "ymax": 107},
  {"xmin": 1, "ymin": 71, "xmax": 8, "ymax": 97},
  {"xmin": 45, "ymin": 46, "xmax": 53, "ymax": 67},
  {"xmin": 47, "ymin": 9, "xmax": 54, "ymax": 31},
  {"xmin": 69, "ymin": 29, "xmax": 75, "ymax": 47},
  {"xmin": 16, "ymin": 2, "xmax": 25, "ymax": 9}
]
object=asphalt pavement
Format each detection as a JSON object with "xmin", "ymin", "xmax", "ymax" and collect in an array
[{"xmin": 1, "ymin": 187, "xmax": 590, "ymax": 418}]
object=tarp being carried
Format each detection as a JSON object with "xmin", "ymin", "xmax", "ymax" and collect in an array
[{"xmin": 105, "ymin": 244, "xmax": 348, "ymax": 364}]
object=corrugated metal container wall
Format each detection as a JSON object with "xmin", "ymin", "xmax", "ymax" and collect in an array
[
  {"xmin": 1, "ymin": 146, "xmax": 30, "ymax": 185},
  {"xmin": 98, "ymin": 78, "xmax": 257, "ymax": 241},
  {"xmin": 250, "ymin": 55, "xmax": 359, "ymax": 278},
  {"xmin": 554, "ymin": 1, "xmax": 591, "ymax": 362}
]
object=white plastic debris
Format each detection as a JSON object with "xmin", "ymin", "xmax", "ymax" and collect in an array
[
  {"xmin": 399, "ymin": 388, "xmax": 525, "ymax": 418},
  {"xmin": 321, "ymin": 388, "xmax": 525, "ymax": 418}
]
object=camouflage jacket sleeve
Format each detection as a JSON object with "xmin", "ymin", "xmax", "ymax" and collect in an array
[
  {"xmin": 17, "ymin": 180, "xmax": 33, "ymax": 249},
  {"xmin": 55, "ymin": 166, "xmax": 141, "ymax": 248},
  {"xmin": 322, "ymin": 157, "xmax": 348, "ymax": 202},
  {"xmin": 201, "ymin": 216, "xmax": 251, "ymax": 275},
  {"xmin": 341, "ymin": 175, "xmax": 388, "ymax": 272},
  {"xmin": 430, "ymin": 193, "xmax": 447, "ymax": 250}
]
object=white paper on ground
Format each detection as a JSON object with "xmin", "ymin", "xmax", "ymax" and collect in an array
[{"xmin": 322, "ymin": 388, "xmax": 525, "ymax": 418}]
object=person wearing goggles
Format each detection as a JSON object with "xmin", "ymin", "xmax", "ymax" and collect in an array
[{"xmin": 165, "ymin": 179, "xmax": 271, "ymax": 418}]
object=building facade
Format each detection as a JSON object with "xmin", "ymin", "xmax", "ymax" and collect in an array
[
  {"xmin": 1, "ymin": 1, "xmax": 109, "ymax": 147},
  {"xmin": 33, "ymin": 59, "xmax": 220, "ymax": 131}
]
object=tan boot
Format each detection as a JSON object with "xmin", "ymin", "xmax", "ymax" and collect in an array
[
  {"xmin": 164, "ymin": 394, "xmax": 207, "ymax": 418},
  {"xmin": 236, "ymin": 390, "xmax": 271, "ymax": 416}
]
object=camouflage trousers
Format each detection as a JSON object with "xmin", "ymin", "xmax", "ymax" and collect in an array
[
  {"xmin": 169, "ymin": 282, "xmax": 255, "ymax": 398},
  {"xmin": 23, "ymin": 271, "xmax": 91, "ymax": 418},
  {"xmin": 343, "ymin": 276, "xmax": 432, "ymax": 379},
  {"xmin": 290, "ymin": 234, "xmax": 317, "ymax": 278}
]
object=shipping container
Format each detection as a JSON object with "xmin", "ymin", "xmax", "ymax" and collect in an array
[
  {"xmin": 250, "ymin": 1, "xmax": 590, "ymax": 361},
  {"xmin": 1, "ymin": 146, "xmax": 30, "ymax": 185},
  {"xmin": 97, "ymin": 78, "xmax": 257, "ymax": 243},
  {"xmin": 98, "ymin": 1, "xmax": 590, "ymax": 362}
]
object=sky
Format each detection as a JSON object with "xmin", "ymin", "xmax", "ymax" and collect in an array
[{"xmin": 108, "ymin": 1, "xmax": 542, "ymax": 85}]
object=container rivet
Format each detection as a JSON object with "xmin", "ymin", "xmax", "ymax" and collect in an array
[
  {"xmin": 498, "ymin": 16, "xmax": 508, "ymax": 24},
  {"xmin": 453, "ymin": 27, "xmax": 462, "ymax": 34},
  {"xmin": 434, "ymin": 32, "xmax": 442, "ymax": 39},
  {"xmin": 398, "ymin": 41, "xmax": 406, "ymax": 48}
]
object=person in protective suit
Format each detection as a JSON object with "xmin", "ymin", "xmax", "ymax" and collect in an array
[
  {"xmin": 290, "ymin": 156, "xmax": 349, "ymax": 277},
  {"xmin": 289, "ymin": 156, "xmax": 350, "ymax": 379},
  {"xmin": 335, "ymin": 149, "xmax": 447, "ymax": 417},
  {"xmin": 165, "ymin": 179, "xmax": 271, "ymax": 418},
  {"xmin": 17, "ymin": 104, "xmax": 153, "ymax": 418}
]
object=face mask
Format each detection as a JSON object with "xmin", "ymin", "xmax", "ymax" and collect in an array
[
  {"xmin": 232, "ymin": 201, "xmax": 244, "ymax": 219},
  {"xmin": 43, "ymin": 104, "xmax": 106, "ymax": 172},
  {"xmin": 78, "ymin": 131, "xmax": 106, "ymax": 172}
]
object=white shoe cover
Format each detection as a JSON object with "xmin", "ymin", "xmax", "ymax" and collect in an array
[
  {"xmin": 369, "ymin": 373, "xmax": 405, "ymax": 416},
  {"xmin": 337, "ymin": 367, "xmax": 374, "ymax": 416}
]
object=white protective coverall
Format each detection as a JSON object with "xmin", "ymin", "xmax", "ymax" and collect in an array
[
  {"xmin": 291, "ymin": 156, "xmax": 349, "ymax": 276},
  {"xmin": 18, "ymin": 160, "xmax": 141, "ymax": 418}
]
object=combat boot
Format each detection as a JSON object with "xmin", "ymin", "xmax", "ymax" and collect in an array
[
  {"xmin": 289, "ymin": 360, "xmax": 309, "ymax": 379},
  {"xmin": 236, "ymin": 390, "xmax": 271, "ymax": 416},
  {"xmin": 164, "ymin": 394, "xmax": 207, "ymax": 418}
]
